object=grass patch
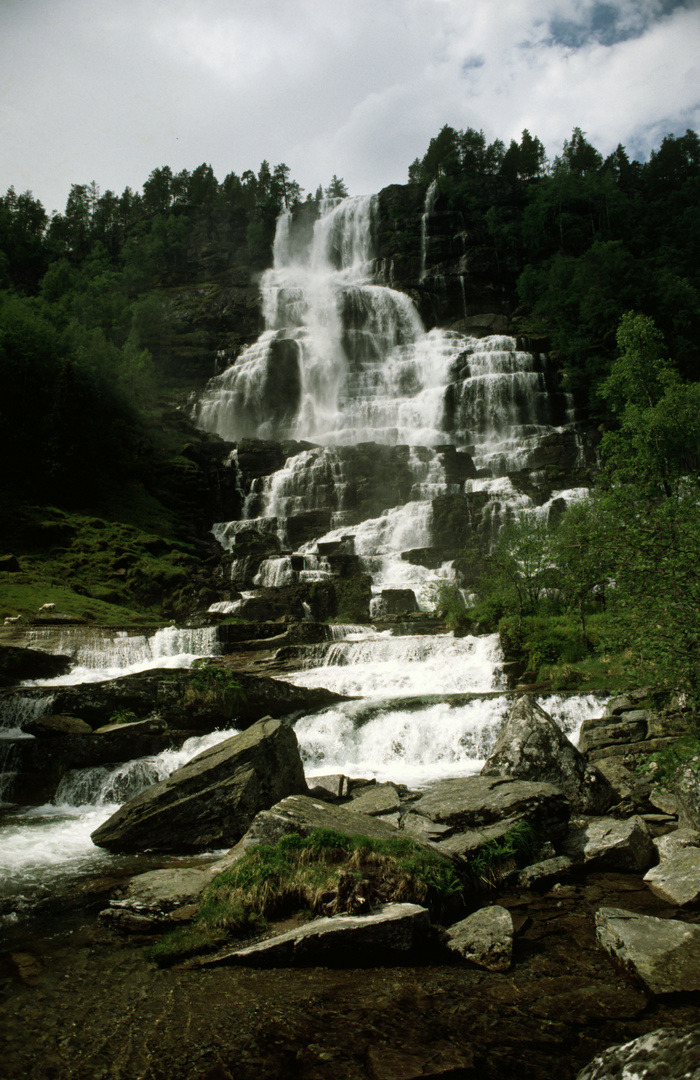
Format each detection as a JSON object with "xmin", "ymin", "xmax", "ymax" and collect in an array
[
  {"xmin": 0, "ymin": 505, "xmax": 207, "ymax": 623},
  {"xmin": 146, "ymin": 828, "xmax": 463, "ymax": 965},
  {"xmin": 468, "ymin": 821, "xmax": 539, "ymax": 887}
]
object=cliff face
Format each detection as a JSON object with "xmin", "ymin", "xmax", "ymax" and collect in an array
[{"xmin": 162, "ymin": 181, "xmax": 525, "ymax": 390}]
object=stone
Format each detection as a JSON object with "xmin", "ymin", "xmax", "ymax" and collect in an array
[
  {"xmin": 192, "ymin": 903, "xmax": 431, "ymax": 967},
  {"xmin": 595, "ymin": 907, "xmax": 700, "ymax": 994},
  {"xmin": 654, "ymin": 827, "xmax": 700, "ymax": 861},
  {"xmin": 576, "ymin": 1027, "xmax": 700, "ymax": 1080},
  {"xmin": 643, "ymin": 848, "xmax": 700, "ymax": 906},
  {"xmin": 0, "ymin": 644, "xmax": 71, "ymax": 686},
  {"xmin": 482, "ymin": 695, "xmax": 613, "ymax": 814},
  {"xmin": 93, "ymin": 717, "xmax": 168, "ymax": 736},
  {"xmin": 564, "ymin": 816, "xmax": 656, "ymax": 873},
  {"xmin": 90, "ymin": 717, "xmax": 307, "ymax": 853},
  {"xmin": 444, "ymin": 905, "xmax": 513, "ymax": 971},
  {"xmin": 236, "ymin": 794, "xmax": 405, "ymax": 855},
  {"xmin": 21, "ymin": 714, "xmax": 93, "ymax": 737},
  {"xmin": 116, "ymin": 867, "xmax": 213, "ymax": 912},
  {"xmin": 306, "ymin": 774, "xmax": 350, "ymax": 800},
  {"xmin": 671, "ymin": 752, "xmax": 700, "ymax": 830},
  {"xmin": 406, "ymin": 775, "xmax": 570, "ymax": 865},
  {"xmin": 366, "ymin": 1042, "xmax": 474, "ymax": 1080},
  {"xmin": 347, "ymin": 783, "xmax": 401, "ymax": 817},
  {"xmin": 513, "ymin": 855, "xmax": 575, "ymax": 890}
]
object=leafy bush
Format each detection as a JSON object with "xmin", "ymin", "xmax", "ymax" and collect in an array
[{"xmin": 181, "ymin": 660, "xmax": 247, "ymax": 719}]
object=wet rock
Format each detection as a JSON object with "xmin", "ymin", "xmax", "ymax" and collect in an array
[
  {"xmin": 595, "ymin": 907, "xmax": 700, "ymax": 994},
  {"xmin": 21, "ymin": 713, "xmax": 93, "ymax": 736},
  {"xmin": 576, "ymin": 1027, "xmax": 700, "ymax": 1080},
  {"xmin": 366, "ymin": 1041, "xmax": 474, "ymax": 1079},
  {"xmin": 0, "ymin": 644, "xmax": 71, "ymax": 686},
  {"xmin": 191, "ymin": 903, "xmax": 431, "ymax": 967},
  {"xmin": 564, "ymin": 816, "xmax": 656, "ymax": 873},
  {"xmin": 482, "ymin": 695, "xmax": 613, "ymax": 814},
  {"xmin": 444, "ymin": 905, "xmax": 514, "ymax": 971},
  {"xmin": 91, "ymin": 717, "xmax": 308, "ymax": 854},
  {"xmin": 643, "ymin": 847, "xmax": 700, "ymax": 907},
  {"xmin": 305, "ymin": 774, "xmax": 350, "ymax": 800}
]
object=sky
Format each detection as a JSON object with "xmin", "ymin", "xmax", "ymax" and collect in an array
[{"xmin": 2, "ymin": 0, "xmax": 700, "ymax": 215}]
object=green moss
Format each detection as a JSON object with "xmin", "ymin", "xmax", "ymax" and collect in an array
[{"xmin": 181, "ymin": 660, "xmax": 247, "ymax": 718}]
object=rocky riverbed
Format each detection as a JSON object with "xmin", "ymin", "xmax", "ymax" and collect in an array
[{"xmin": 2, "ymin": 865, "xmax": 699, "ymax": 1080}]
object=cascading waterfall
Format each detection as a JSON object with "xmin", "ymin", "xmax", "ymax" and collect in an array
[{"xmin": 1, "ymin": 193, "xmax": 605, "ymax": 917}]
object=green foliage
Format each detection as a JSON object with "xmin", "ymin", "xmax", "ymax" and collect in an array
[
  {"xmin": 421, "ymin": 580, "xmax": 469, "ymax": 631},
  {"xmin": 637, "ymin": 734, "xmax": 700, "ymax": 787},
  {"xmin": 147, "ymin": 828, "xmax": 462, "ymax": 964},
  {"xmin": 182, "ymin": 661, "xmax": 247, "ymax": 718},
  {"xmin": 468, "ymin": 821, "xmax": 538, "ymax": 885},
  {"xmin": 334, "ymin": 575, "xmax": 371, "ymax": 623},
  {"xmin": 108, "ymin": 709, "xmax": 140, "ymax": 726}
]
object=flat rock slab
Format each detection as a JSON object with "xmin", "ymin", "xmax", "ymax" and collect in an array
[
  {"xmin": 408, "ymin": 776, "xmax": 570, "ymax": 834},
  {"xmin": 347, "ymin": 783, "xmax": 401, "ymax": 817},
  {"xmin": 445, "ymin": 905, "xmax": 513, "ymax": 971},
  {"xmin": 596, "ymin": 907, "xmax": 700, "ymax": 994},
  {"xmin": 576, "ymin": 1027, "xmax": 700, "ymax": 1080},
  {"xmin": 644, "ymin": 848, "xmax": 700, "ymax": 907},
  {"xmin": 118, "ymin": 867, "xmax": 213, "ymax": 911},
  {"xmin": 192, "ymin": 903, "xmax": 431, "ymax": 967},
  {"xmin": 564, "ymin": 816, "xmax": 656, "ymax": 872},
  {"xmin": 239, "ymin": 793, "xmax": 405, "ymax": 853}
]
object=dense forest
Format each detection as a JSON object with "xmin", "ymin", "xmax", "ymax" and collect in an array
[{"xmin": 1, "ymin": 126, "xmax": 699, "ymax": 707}]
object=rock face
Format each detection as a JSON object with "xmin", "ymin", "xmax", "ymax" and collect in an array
[
  {"xmin": 595, "ymin": 908, "xmax": 700, "ymax": 994},
  {"xmin": 193, "ymin": 903, "xmax": 431, "ymax": 968},
  {"xmin": 672, "ymin": 751, "xmax": 700, "ymax": 830},
  {"xmin": 91, "ymin": 717, "xmax": 307, "ymax": 854},
  {"xmin": 576, "ymin": 1028, "xmax": 700, "ymax": 1080},
  {"xmin": 482, "ymin": 695, "xmax": 613, "ymax": 814}
]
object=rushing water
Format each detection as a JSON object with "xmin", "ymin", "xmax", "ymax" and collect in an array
[{"xmin": 0, "ymin": 194, "xmax": 606, "ymax": 919}]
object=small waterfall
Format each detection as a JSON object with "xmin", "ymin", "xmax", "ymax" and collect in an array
[{"xmin": 420, "ymin": 179, "xmax": 439, "ymax": 280}]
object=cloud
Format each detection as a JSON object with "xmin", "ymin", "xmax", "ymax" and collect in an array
[{"xmin": 0, "ymin": 0, "xmax": 698, "ymax": 213}]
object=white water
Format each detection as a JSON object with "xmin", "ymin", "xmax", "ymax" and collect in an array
[
  {"xmin": 0, "ymin": 729, "xmax": 237, "ymax": 900},
  {"xmin": 20, "ymin": 625, "xmax": 221, "ymax": 687}
]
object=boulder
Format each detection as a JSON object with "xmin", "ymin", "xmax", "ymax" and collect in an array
[
  {"xmin": 643, "ymin": 847, "xmax": 700, "ymax": 907},
  {"xmin": 564, "ymin": 816, "xmax": 656, "ymax": 873},
  {"xmin": 0, "ymin": 644, "xmax": 71, "ymax": 686},
  {"xmin": 671, "ymin": 752, "xmax": 700, "ymax": 830},
  {"xmin": 513, "ymin": 855, "xmax": 575, "ymax": 890},
  {"xmin": 99, "ymin": 867, "xmax": 212, "ymax": 931},
  {"xmin": 91, "ymin": 717, "xmax": 307, "ymax": 853},
  {"xmin": 576, "ymin": 1027, "xmax": 700, "ymax": 1080},
  {"xmin": 404, "ymin": 775, "xmax": 570, "ymax": 863},
  {"xmin": 444, "ymin": 905, "xmax": 514, "ymax": 971},
  {"xmin": 21, "ymin": 714, "xmax": 92, "ymax": 737},
  {"xmin": 347, "ymin": 782, "xmax": 402, "ymax": 818},
  {"xmin": 653, "ymin": 827, "xmax": 700, "ymax": 861},
  {"xmin": 595, "ymin": 907, "xmax": 700, "ymax": 994},
  {"xmin": 191, "ymin": 903, "xmax": 431, "ymax": 967},
  {"xmin": 236, "ymin": 793, "xmax": 405, "ymax": 855},
  {"xmin": 482, "ymin": 695, "xmax": 613, "ymax": 814}
]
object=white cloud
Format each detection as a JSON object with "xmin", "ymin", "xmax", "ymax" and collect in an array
[{"xmin": 0, "ymin": 0, "xmax": 698, "ymax": 213}]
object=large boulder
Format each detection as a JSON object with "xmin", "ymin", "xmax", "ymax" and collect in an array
[
  {"xmin": 672, "ymin": 751, "xmax": 700, "ymax": 830},
  {"xmin": 564, "ymin": 816, "xmax": 656, "ymax": 873},
  {"xmin": 482, "ymin": 695, "xmax": 613, "ymax": 814},
  {"xmin": 595, "ymin": 908, "xmax": 700, "ymax": 994},
  {"xmin": 235, "ymin": 793, "xmax": 406, "ymax": 855},
  {"xmin": 444, "ymin": 905, "xmax": 514, "ymax": 971},
  {"xmin": 403, "ymin": 775, "xmax": 570, "ymax": 864},
  {"xmin": 643, "ymin": 847, "xmax": 700, "ymax": 907},
  {"xmin": 576, "ymin": 1028, "xmax": 700, "ymax": 1080},
  {"xmin": 91, "ymin": 717, "xmax": 307, "ymax": 853}
]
